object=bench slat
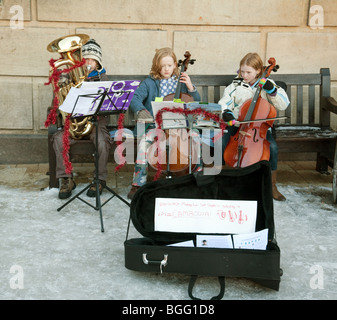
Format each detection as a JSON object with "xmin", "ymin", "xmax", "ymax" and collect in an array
[
  {"xmin": 309, "ymin": 85, "xmax": 316, "ymax": 124},
  {"xmin": 273, "ymin": 74, "xmax": 321, "ymax": 85},
  {"xmin": 214, "ymin": 86, "xmax": 221, "ymax": 103},
  {"xmin": 297, "ymin": 86, "xmax": 303, "ymax": 125}
]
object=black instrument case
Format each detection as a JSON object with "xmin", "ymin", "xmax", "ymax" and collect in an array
[{"xmin": 124, "ymin": 161, "xmax": 281, "ymax": 299}]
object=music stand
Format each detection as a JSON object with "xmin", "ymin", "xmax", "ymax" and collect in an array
[{"xmin": 57, "ymin": 85, "xmax": 134, "ymax": 232}]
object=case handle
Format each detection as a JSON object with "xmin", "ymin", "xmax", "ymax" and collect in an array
[
  {"xmin": 188, "ymin": 275, "xmax": 225, "ymax": 300},
  {"xmin": 142, "ymin": 253, "xmax": 168, "ymax": 274}
]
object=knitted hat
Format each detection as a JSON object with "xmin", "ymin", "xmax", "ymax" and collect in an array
[{"xmin": 82, "ymin": 39, "xmax": 103, "ymax": 70}]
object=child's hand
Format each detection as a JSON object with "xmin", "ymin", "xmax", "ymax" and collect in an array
[
  {"xmin": 222, "ymin": 109, "xmax": 235, "ymax": 122},
  {"xmin": 137, "ymin": 109, "xmax": 154, "ymax": 122},
  {"xmin": 179, "ymin": 72, "xmax": 194, "ymax": 91},
  {"xmin": 261, "ymin": 79, "xmax": 277, "ymax": 95}
]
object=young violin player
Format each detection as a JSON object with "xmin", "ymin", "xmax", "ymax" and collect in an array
[
  {"xmin": 127, "ymin": 47, "xmax": 201, "ymax": 200},
  {"xmin": 218, "ymin": 52, "xmax": 290, "ymax": 201}
]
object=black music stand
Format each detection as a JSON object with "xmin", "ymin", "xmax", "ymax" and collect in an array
[{"xmin": 57, "ymin": 87, "xmax": 131, "ymax": 232}]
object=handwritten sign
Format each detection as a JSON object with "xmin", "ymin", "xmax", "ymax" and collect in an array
[{"xmin": 154, "ymin": 198, "xmax": 257, "ymax": 234}]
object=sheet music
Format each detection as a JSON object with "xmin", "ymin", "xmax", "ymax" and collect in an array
[
  {"xmin": 187, "ymin": 102, "xmax": 222, "ymax": 128},
  {"xmin": 151, "ymin": 101, "xmax": 187, "ymax": 129},
  {"xmin": 59, "ymin": 86, "xmax": 96, "ymax": 115},
  {"xmin": 81, "ymin": 80, "xmax": 140, "ymax": 113},
  {"xmin": 59, "ymin": 80, "xmax": 140, "ymax": 117},
  {"xmin": 232, "ymin": 228, "xmax": 268, "ymax": 250}
]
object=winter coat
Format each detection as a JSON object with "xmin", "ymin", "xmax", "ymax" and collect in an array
[
  {"xmin": 218, "ymin": 77, "xmax": 289, "ymax": 119},
  {"xmin": 130, "ymin": 75, "xmax": 201, "ymax": 116}
]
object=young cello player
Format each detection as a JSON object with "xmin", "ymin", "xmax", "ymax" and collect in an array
[{"xmin": 219, "ymin": 52, "xmax": 290, "ymax": 201}]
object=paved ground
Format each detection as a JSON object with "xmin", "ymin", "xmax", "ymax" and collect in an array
[
  {"xmin": 0, "ymin": 160, "xmax": 334, "ymax": 192},
  {"xmin": 0, "ymin": 160, "xmax": 336, "ymax": 301}
]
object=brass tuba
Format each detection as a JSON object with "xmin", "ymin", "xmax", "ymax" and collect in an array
[{"xmin": 47, "ymin": 34, "xmax": 94, "ymax": 139}]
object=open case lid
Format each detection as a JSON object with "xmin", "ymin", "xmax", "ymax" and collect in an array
[{"xmin": 130, "ymin": 161, "xmax": 275, "ymax": 243}]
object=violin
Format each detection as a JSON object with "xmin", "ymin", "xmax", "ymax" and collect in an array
[
  {"xmin": 224, "ymin": 57, "xmax": 279, "ymax": 168},
  {"xmin": 148, "ymin": 51, "xmax": 198, "ymax": 176}
]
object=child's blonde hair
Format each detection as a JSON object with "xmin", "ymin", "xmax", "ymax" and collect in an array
[
  {"xmin": 150, "ymin": 47, "xmax": 180, "ymax": 79},
  {"xmin": 239, "ymin": 53, "xmax": 264, "ymax": 78}
]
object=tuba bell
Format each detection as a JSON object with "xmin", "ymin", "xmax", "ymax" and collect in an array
[{"xmin": 47, "ymin": 34, "xmax": 94, "ymax": 139}]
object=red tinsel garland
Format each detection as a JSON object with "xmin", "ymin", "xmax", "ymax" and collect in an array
[
  {"xmin": 152, "ymin": 106, "xmax": 228, "ymax": 180},
  {"xmin": 44, "ymin": 57, "xmax": 86, "ymax": 175},
  {"xmin": 114, "ymin": 113, "xmax": 126, "ymax": 172},
  {"xmin": 62, "ymin": 115, "xmax": 73, "ymax": 174},
  {"xmin": 44, "ymin": 58, "xmax": 86, "ymax": 128}
]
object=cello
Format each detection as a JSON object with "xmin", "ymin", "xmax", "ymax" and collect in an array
[
  {"xmin": 224, "ymin": 57, "xmax": 279, "ymax": 168},
  {"xmin": 148, "ymin": 51, "xmax": 198, "ymax": 175},
  {"xmin": 163, "ymin": 51, "xmax": 196, "ymax": 103}
]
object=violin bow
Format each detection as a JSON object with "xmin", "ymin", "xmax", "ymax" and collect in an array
[{"xmin": 225, "ymin": 116, "xmax": 287, "ymax": 127}]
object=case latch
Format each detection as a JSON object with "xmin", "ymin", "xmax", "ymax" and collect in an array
[{"xmin": 142, "ymin": 253, "xmax": 168, "ymax": 274}]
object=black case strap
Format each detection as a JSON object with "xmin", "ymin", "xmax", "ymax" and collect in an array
[{"xmin": 188, "ymin": 275, "xmax": 225, "ymax": 300}]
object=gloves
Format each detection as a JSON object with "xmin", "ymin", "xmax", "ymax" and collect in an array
[
  {"xmin": 222, "ymin": 109, "xmax": 235, "ymax": 122},
  {"xmin": 137, "ymin": 109, "xmax": 154, "ymax": 122},
  {"xmin": 260, "ymin": 78, "xmax": 277, "ymax": 95}
]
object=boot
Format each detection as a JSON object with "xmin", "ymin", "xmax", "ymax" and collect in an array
[
  {"xmin": 58, "ymin": 177, "xmax": 76, "ymax": 199},
  {"xmin": 86, "ymin": 180, "xmax": 106, "ymax": 198},
  {"xmin": 127, "ymin": 185, "xmax": 141, "ymax": 200},
  {"xmin": 272, "ymin": 171, "xmax": 286, "ymax": 201}
]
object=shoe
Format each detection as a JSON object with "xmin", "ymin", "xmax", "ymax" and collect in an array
[
  {"xmin": 86, "ymin": 180, "xmax": 106, "ymax": 198},
  {"xmin": 58, "ymin": 177, "xmax": 76, "ymax": 199},
  {"xmin": 127, "ymin": 185, "xmax": 140, "ymax": 200}
]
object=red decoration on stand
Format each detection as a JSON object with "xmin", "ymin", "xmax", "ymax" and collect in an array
[
  {"xmin": 114, "ymin": 113, "xmax": 126, "ymax": 172},
  {"xmin": 152, "ymin": 106, "xmax": 228, "ymax": 179},
  {"xmin": 62, "ymin": 115, "xmax": 73, "ymax": 174}
]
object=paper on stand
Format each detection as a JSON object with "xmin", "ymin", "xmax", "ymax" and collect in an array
[
  {"xmin": 59, "ymin": 80, "xmax": 140, "ymax": 117},
  {"xmin": 151, "ymin": 101, "xmax": 187, "ymax": 129},
  {"xmin": 59, "ymin": 86, "xmax": 104, "ymax": 116},
  {"xmin": 81, "ymin": 80, "xmax": 140, "ymax": 113}
]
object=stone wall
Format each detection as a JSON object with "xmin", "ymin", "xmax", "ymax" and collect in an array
[{"xmin": 0, "ymin": 0, "xmax": 337, "ymax": 163}]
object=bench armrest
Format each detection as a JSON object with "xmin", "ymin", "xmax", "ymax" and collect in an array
[{"xmin": 322, "ymin": 96, "xmax": 337, "ymax": 115}]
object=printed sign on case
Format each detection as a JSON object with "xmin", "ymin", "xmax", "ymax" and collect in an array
[
  {"xmin": 233, "ymin": 228, "xmax": 268, "ymax": 250},
  {"xmin": 154, "ymin": 198, "xmax": 257, "ymax": 234}
]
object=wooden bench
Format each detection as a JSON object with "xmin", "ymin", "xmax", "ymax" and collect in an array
[{"xmin": 47, "ymin": 69, "xmax": 337, "ymax": 202}]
